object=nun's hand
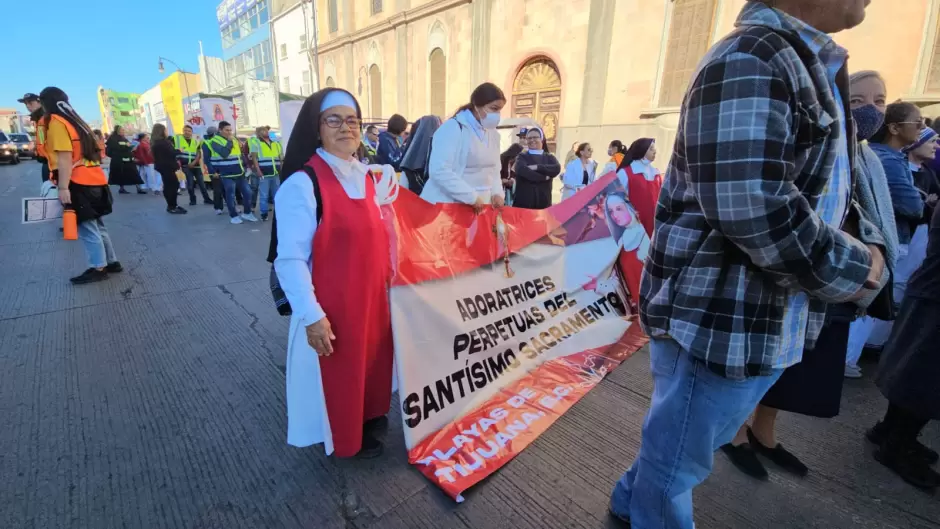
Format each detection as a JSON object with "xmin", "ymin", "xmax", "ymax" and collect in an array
[
  {"xmin": 305, "ymin": 317, "xmax": 336, "ymax": 356},
  {"xmin": 491, "ymin": 194, "xmax": 505, "ymax": 210},
  {"xmin": 473, "ymin": 197, "xmax": 486, "ymax": 215}
]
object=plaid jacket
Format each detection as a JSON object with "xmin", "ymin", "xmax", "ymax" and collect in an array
[{"xmin": 640, "ymin": 3, "xmax": 882, "ymax": 379}]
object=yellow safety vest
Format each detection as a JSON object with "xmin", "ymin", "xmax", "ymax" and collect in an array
[
  {"xmin": 205, "ymin": 136, "xmax": 243, "ymax": 178},
  {"xmin": 174, "ymin": 135, "xmax": 200, "ymax": 164},
  {"xmin": 249, "ymin": 137, "xmax": 282, "ymax": 177}
]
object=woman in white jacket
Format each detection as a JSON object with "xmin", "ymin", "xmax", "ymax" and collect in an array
[
  {"xmin": 420, "ymin": 82, "xmax": 506, "ymax": 212},
  {"xmin": 561, "ymin": 142, "xmax": 597, "ymax": 200}
]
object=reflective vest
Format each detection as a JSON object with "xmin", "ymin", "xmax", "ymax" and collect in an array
[
  {"xmin": 204, "ymin": 135, "xmax": 244, "ymax": 178},
  {"xmin": 48, "ymin": 115, "xmax": 107, "ymax": 186},
  {"xmin": 35, "ymin": 116, "xmax": 48, "ymax": 159},
  {"xmin": 248, "ymin": 137, "xmax": 282, "ymax": 177},
  {"xmin": 174, "ymin": 135, "xmax": 200, "ymax": 164}
]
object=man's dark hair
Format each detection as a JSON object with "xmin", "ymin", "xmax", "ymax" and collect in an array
[
  {"xmin": 387, "ymin": 114, "xmax": 408, "ymax": 135},
  {"xmin": 183, "ymin": 124, "xmax": 193, "ymax": 131},
  {"xmin": 366, "ymin": 125, "xmax": 379, "ymax": 134},
  {"xmin": 219, "ymin": 121, "xmax": 232, "ymax": 130}
]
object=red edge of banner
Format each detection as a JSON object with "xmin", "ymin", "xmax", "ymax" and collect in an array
[
  {"xmin": 407, "ymin": 323, "xmax": 649, "ymax": 502},
  {"xmin": 390, "ymin": 172, "xmax": 620, "ymax": 287}
]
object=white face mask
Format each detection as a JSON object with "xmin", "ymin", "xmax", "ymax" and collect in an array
[{"xmin": 478, "ymin": 108, "xmax": 500, "ymax": 129}]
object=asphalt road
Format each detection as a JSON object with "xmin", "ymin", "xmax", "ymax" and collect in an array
[{"xmin": 0, "ymin": 160, "xmax": 937, "ymax": 529}]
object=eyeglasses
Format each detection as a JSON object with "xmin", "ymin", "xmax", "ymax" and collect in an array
[
  {"xmin": 897, "ymin": 120, "xmax": 926, "ymax": 129},
  {"xmin": 321, "ymin": 115, "xmax": 362, "ymax": 129}
]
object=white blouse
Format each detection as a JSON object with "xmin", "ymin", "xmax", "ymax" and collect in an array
[
  {"xmin": 273, "ymin": 149, "xmax": 396, "ymax": 327},
  {"xmin": 562, "ymin": 158, "xmax": 597, "ymax": 189}
]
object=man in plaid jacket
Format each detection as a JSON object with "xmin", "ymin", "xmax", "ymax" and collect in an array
[{"xmin": 610, "ymin": 1, "xmax": 885, "ymax": 527}]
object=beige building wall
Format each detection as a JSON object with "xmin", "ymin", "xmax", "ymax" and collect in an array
[{"xmin": 310, "ymin": 0, "xmax": 940, "ymax": 162}]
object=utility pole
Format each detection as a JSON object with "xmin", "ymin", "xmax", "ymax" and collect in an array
[{"xmin": 310, "ymin": 0, "xmax": 321, "ymax": 91}]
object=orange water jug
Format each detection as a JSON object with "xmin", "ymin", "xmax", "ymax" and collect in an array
[{"xmin": 63, "ymin": 209, "xmax": 78, "ymax": 240}]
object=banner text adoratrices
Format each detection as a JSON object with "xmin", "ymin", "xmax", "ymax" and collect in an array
[{"xmin": 403, "ymin": 288, "xmax": 628, "ymax": 429}]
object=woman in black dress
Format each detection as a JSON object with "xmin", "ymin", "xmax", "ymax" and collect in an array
[
  {"xmin": 869, "ymin": 205, "xmax": 940, "ymax": 491},
  {"xmin": 150, "ymin": 124, "xmax": 187, "ymax": 214},
  {"xmin": 512, "ymin": 127, "xmax": 560, "ymax": 209},
  {"xmin": 106, "ymin": 126, "xmax": 145, "ymax": 194}
]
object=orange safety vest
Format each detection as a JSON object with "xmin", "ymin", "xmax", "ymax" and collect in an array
[
  {"xmin": 49, "ymin": 114, "xmax": 107, "ymax": 186},
  {"xmin": 34, "ymin": 115, "xmax": 48, "ymax": 159}
]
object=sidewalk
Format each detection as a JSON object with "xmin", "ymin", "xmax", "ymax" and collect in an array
[{"xmin": 0, "ymin": 162, "xmax": 936, "ymax": 529}]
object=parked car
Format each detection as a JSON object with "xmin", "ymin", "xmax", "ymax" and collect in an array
[
  {"xmin": 0, "ymin": 132, "xmax": 21, "ymax": 164},
  {"xmin": 9, "ymin": 133, "xmax": 35, "ymax": 158}
]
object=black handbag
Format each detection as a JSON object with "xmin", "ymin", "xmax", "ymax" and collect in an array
[
  {"xmin": 865, "ymin": 267, "xmax": 896, "ymax": 321},
  {"xmin": 268, "ymin": 165, "xmax": 322, "ymax": 316}
]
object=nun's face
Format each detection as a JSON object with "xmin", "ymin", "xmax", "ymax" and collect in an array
[
  {"xmin": 525, "ymin": 131, "xmax": 543, "ymax": 150},
  {"xmin": 645, "ymin": 142, "xmax": 657, "ymax": 162},
  {"xmin": 319, "ymin": 105, "xmax": 362, "ymax": 158},
  {"xmin": 607, "ymin": 198, "xmax": 632, "ymax": 228}
]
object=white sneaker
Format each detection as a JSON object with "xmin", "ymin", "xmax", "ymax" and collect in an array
[
  {"xmin": 241, "ymin": 212, "xmax": 258, "ymax": 222},
  {"xmin": 215, "ymin": 209, "xmax": 223, "ymax": 215},
  {"xmin": 844, "ymin": 364, "xmax": 862, "ymax": 379},
  {"xmin": 230, "ymin": 216, "xmax": 243, "ymax": 225}
]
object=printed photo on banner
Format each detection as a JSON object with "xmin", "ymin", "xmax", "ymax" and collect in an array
[{"xmin": 385, "ymin": 171, "xmax": 650, "ymax": 501}]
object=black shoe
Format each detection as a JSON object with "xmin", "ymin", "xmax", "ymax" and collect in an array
[
  {"xmin": 203, "ymin": 200, "xmax": 213, "ymax": 205},
  {"xmin": 137, "ymin": 190, "xmax": 147, "ymax": 195},
  {"xmin": 167, "ymin": 207, "xmax": 188, "ymax": 214},
  {"xmin": 874, "ymin": 445, "xmax": 940, "ymax": 491},
  {"xmin": 261, "ymin": 213, "xmax": 268, "ymax": 221},
  {"xmin": 105, "ymin": 262, "xmax": 123, "ymax": 273},
  {"xmin": 747, "ymin": 428, "xmax": 808, "ymax": 477},
  {"xmin": 364, "ymin": 415, "xmax": 389, "ymax": 439},
  {"xmin": 189, "ymin": 200, "xmax": 197, "ymax": 206},
  {"xmin": 70, "ymin": 268, "xmax": 108, "ymax": 285},
  {"xmin": 355, "ymin": 434, "xmax": 384, "ymax": 459},
  {"xmin": 720, "ymin": 442, "xmax": 768, "ymax": 480},
  {"xmin": 118, "ymin": 188, "xmax": 130, "ymax": 194},
  {"xmin": 867, "ymin": 422, "xmax": 939, "ymax": 465}
]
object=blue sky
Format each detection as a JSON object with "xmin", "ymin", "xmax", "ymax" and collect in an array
[{"xmin": 3, "ymin": 0, "xmax": 224, "ymax": 122}]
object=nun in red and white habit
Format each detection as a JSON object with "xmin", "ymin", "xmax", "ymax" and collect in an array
[
  {"xmin": 616, "ymin": 138, "xmax": 662, "ymax": 237},
  {"xmin": 269, "ymin": 88, "xmax": 398, "ymax": 458}
]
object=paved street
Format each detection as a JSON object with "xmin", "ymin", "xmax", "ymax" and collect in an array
[{"xmin": 0, "ymin": 161, "xmax": 937, "ymax": 529}]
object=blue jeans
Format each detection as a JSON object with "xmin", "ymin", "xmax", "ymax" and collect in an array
[
  {"xmin": 257, "ymin": 176, "xmax": 279, "ymax": 215},
  {"xmin": 78, "ymin": 218, "xmax": 117, "ymax": 269},
  {"xmin": 610, "ymin": 338, "xmax": 783, "ymax": 528},
  {"xmin": 221, "ymin": 176, "xmax": 253, "ymax": 217}
]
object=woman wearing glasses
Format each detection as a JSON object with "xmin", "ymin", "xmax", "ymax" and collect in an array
[{"xmin": 270, "ymin": 88, "xmax": 399, "ymax": 459}]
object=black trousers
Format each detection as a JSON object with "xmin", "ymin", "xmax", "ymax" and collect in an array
[
  {"xmin": 184, "ymin": 167, "xmax": 211, "ymax": 204},
  {"xmin": 40, "ymin": 160, "xmax": 50, "ymax": 182},
  {"xmin": 211, "ymin": 177, "xmax": 224, "ymax": 210},
  {"xmin": 159, "ymin": 168, "xmax": 179, "ymax": 210},
  {"xmin": 881, "ymin": 403, "xmax": 929, "ymax": 449}
]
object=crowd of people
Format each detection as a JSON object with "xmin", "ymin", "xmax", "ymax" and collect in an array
[{"xmin": 17, "ymin": 0, "xmax": 940, "ymax": 526}]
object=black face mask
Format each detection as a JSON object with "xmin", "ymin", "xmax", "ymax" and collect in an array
[{"xmin": 30, "ymin": 108, "xmax": 44, "ymax": 121}]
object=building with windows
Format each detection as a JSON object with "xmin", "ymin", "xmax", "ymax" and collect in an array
[
  {"xmin": 307, "ymin": 0, "xmax": 940, "ymax": 156},
  {"xmin": 271, "ymin": 0, "xmax": 319, "ymax": 97},
  {"xmin": 97, "ymin": 88, "xmax": 141, "ymax": 134},
  {"xmin": 218, "ymin": 0, "xmax": 275, "ymax": 87}
]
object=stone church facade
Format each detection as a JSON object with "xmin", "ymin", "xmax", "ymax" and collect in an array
[{"xmin": 294, "ymin": 0, "xmax": 940, "ymax": 156}]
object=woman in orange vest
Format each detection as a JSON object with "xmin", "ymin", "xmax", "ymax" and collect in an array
[{"xmin": 40, "ymin": 87, "xmax": 122, "ymax": 285}]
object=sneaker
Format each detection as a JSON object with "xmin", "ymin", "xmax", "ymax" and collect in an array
[
  {"xmin": 241, "ymin": 212, "xmax": 258, "ymax": 222},
  {"xmin": 260, "ymin": 213, "xmax": 269, "ymax": 221},
  {"xmin": 105, "ymin": 262, "xmax": 123, "ymax": 273},
  {"xmin": 844, "ymin": 364, "xmax": 863, "ymax": 379},
  {"xmin": 230, "ymin": 216, "xmax": 243, "ymax": 225},
  {"xmin": 215, "ymin": 209, "xmax": 224, "ymax": 215},
  {"xmin": 70, "ymin": 268, "xmax": 109, "ymax": 285},
  {"xmin": 167, "ymin": 206, "xmax": 188, "ymax": 214}
]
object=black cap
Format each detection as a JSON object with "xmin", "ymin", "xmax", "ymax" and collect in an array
[
  {"xmin": 516, "ymin": 128, "xmax": 528, "ymax": 137},
  {"xmin": 17, "ymin": 93, "xmax": 40, "ymax": 103}
]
